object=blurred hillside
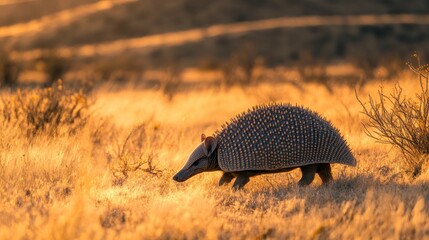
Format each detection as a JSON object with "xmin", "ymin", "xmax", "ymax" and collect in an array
[
  {"xmin": 0, "ymin": 0, "xmax": 95, "ymax": 26},
  {"xmin": 1, "ymin": 0, "xmax": 429, "ymax": 84}
]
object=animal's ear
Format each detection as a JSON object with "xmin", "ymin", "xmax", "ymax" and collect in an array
[
  {"xmin": 203, "ymin": 136, "xmax": 217, "ymax": 156},
  {"xmin": 201, "ymin": 133, "xmax": 206, "ymax": 142}
]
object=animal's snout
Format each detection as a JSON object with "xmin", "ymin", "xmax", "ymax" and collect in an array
[
  {"xmin": 172, "ymin": 174, "xmax": 179, "ymax": 181},
  {"xmin": 172, "ymin": 170, "xmax": 188, "ymax": 182}
]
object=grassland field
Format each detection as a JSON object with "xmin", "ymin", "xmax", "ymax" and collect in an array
[{"xmin": 0, "ymin": 70, "xmax": 428, "ymax": 239}]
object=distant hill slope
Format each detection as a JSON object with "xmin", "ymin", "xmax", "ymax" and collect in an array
[
  {"xmin": 0, "ymin": 0, "xmax": 96, "ymax": 27},
  {"xmin": 0, "ymin": 0, "xmax": 136, "ymax": 38},
  {"xmin": 3, "ymin": 0, "xmax": 429, "ymax": 70},
  {"xmin": 10, "ymin": 0, "xmax": 429, "ymax": 48}
]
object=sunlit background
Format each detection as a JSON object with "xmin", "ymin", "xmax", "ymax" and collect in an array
[{"xmin": 1, "ymin": 0, "xmax": 429, "ymax": 87}]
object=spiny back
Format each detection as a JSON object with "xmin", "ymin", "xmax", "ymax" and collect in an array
[{"xmin": 214, "ymin": 104, "xmax": 356, "ymax": 172}]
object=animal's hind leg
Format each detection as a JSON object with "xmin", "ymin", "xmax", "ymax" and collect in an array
[
  {"xmin": 317, "ymin": 163, "xmax": 333, "ymax": 184},
  {"xmin": 298, "ymin": 164, "xmax": 317, "ymax": 186},
  {"xmin": 219, "ymin": 172, "xmax": 235, "ymax": 186},
  {"xmin": 232, "ymin": 172, "xmax": 250, "ymax": 190}
]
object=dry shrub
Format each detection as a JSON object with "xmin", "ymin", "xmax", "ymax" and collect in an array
[
  {"xmin": 357, "ymin": 58, "xmax": 429, "ymax": 176},
  {"xmin": 1, "ymin": 80, "xmax": 91, "ymax": 138},
  {"xmin": 0, "ymin": 51, "xmax": 20, "ymax": 87},
  {"xmin": 295, "ymin": 51, "xmax": 330, "ymax": 90},
  {"xmin": 109, "ymin": 123, "xmax": 162, "ymax": 185},
  {"xmin": 100, "ymin": 207, "xmax": 127, "ymax": 230},
  {"xmin": 221, "ymin": 43, "xmax": 261, "ymax": 87},
  {"xmin": 161, "ymin": 67, "xmax": 182, "ymax": 101},
  {"xmin": 36, "ymin": 52, "xmax": 70, "ymax": 84}
]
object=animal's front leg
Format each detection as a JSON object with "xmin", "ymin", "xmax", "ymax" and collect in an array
[
  {"xmin": 232, "ymin": 173, "xmax": 250, "ymax": 190},
  {"xmin": 219, "ymin": 172, "xmax": 235, "ymax": 186}
]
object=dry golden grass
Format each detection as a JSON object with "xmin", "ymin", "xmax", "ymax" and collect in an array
[{"xmin": 0, "ymin": 74, "xmax": 428, "ymax": 239}]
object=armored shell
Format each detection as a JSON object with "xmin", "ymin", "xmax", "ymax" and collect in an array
[{"xmin": 214, "ymin": 104, "xmax": 356, "ymax": 172}]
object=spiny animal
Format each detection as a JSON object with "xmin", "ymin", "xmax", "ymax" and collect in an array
[{"xmin": 173, "ymin": 103, "xmax": 356, "ymax": 190}]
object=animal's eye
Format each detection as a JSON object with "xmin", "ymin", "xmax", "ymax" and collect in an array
[{"xmin": 191, "ymin": 161, "xmax": 199, "ymax": 167}]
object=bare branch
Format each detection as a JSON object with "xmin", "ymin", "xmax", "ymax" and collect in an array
[{"xmin": 357, "ymin": 57, "xmax": 429, "ymax": 174}]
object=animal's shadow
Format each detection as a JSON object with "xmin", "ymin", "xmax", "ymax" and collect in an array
[{"xmin": 219, "ymin": 175, "xmax": 429, "ymax": 214}]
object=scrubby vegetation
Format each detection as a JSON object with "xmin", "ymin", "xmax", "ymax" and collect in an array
[
  {"xmin": 358, "ymin": 59, "xmax": 429, "ymax": 176},
  {"xmin": 109, "ymin": 123, "xmax": 163, "ymax": 185},
  {"xmin": 1, "ymin": 80, "xmax": 90, "ymax": 138}
]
